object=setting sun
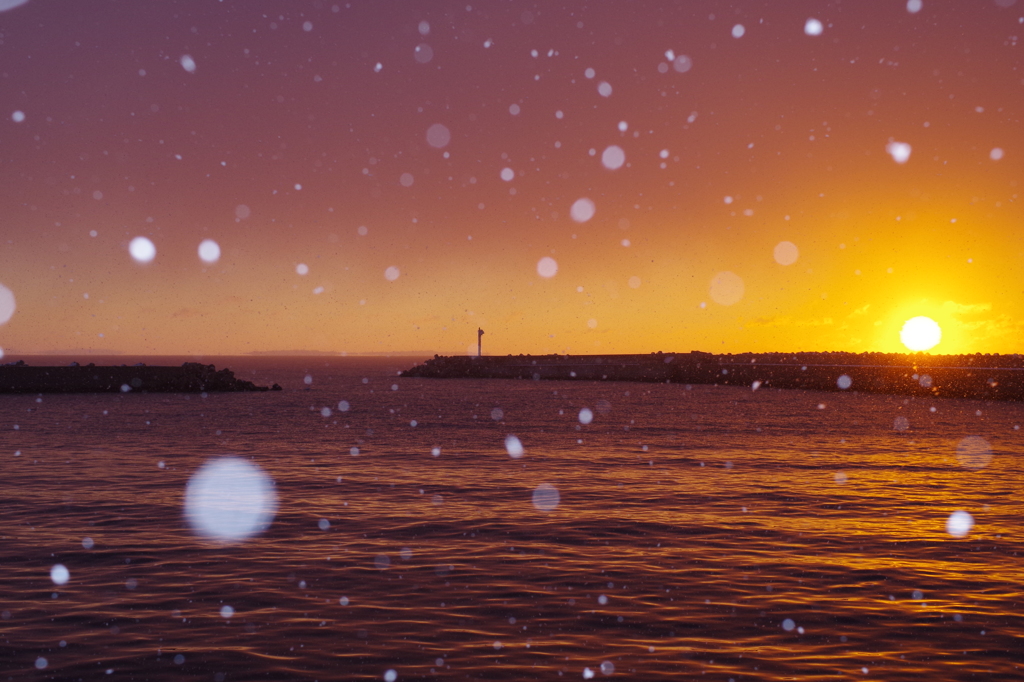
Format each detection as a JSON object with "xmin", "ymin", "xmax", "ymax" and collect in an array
[{"xmin": 900, "ymin": 316, "xmax": 943, "ymax": 352}]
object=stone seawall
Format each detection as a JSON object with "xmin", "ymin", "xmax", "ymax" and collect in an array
[
  {"xmin": 0, "ymin": 362, "xmax": 281, "ymax": 393},
  {"xmin": 401, "ymin": 351, "xmax": 1024, "ymax": 402}
]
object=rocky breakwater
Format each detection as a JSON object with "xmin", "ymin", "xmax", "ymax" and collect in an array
[
  {"xmin": 402, "ymin": 351, "xmax": 1024, "ymax": 402},
  {"xmin": 0, "ymin": 361, "xmax": 282, "ymax": 394}
]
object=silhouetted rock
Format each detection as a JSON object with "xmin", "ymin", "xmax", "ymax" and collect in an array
[{"xmin": 0, "ymin": 362, "xmax": 277, "ymax": 393}]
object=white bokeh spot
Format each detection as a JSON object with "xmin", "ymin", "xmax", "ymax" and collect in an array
[
  {"xmin": 0, "ymin": 284, "xmax": 15, "ymax": 325},
  {"xmin": 537, "ymin": 257, "xmax": 558, "ymax": 278},
  {"xmin": 709, "ymin": 271, "xmax": 745, "ymax": 306},
  {"xmin": 198, "ymin": 239, "xmax": 221, "ymax": 264},
  {"xmin": 532, "ymin": 483, "xmax": 560, "ymax": 512},
  {"xmin": 773, "ymin": 241, "xmax": 799, "ymax": 265},
  {"xmin": 601, "ymin": 145, "xmax": 625, "ymax": 170},
  {"xmin": 129, "ymin": 237, "xmax": 156, "ymax": 263},
  {"xmin": 571, "ymin": 198, "xmax": 596, "ymax": 223},
  {"xmin": 505, "ymin": 434, "xmax": 524, "ymax": 458},
  {"xmin": 184, "ymin": 457, "xmax": 278, "ymax": 543},
  {"xmin": 886, "ymin": 141, "xmax": 912, "ymax": 164}
]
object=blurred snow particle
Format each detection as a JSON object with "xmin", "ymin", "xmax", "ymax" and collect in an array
[
  {"xmin": 732, "ymin": 24, "xmax": 745, "ymax": 38},
  {"xmin": 955, "ymin": 435, "xmax": 992, "ymax": 469},
  {"xmin": 294, "ymin": 183, "xmax": 302, "ymax": 191},
  {"xmin": 318, "ymin": 518, "xmax": 330, "ymax": 530},
  {"xmin": 886, "ymin": 141, "xmax": 912, "ymax": 164},
  {"xmin": 184, "ymin": 457, "xmax": 278, "ymax": 543},
  {"xmin": 601, "ymin": 145, "xmax": 625, "ymax": 170},
  {"xmin": 93, "ymin": 190, "xmax": 103, "ymax": 200},
  {"xmin": 11, "ymin": 110, "xmax": 25, "ymax": 122},
  {"xmin": 837, "ymin": 375, "xmax": 853, "ymax": 390},
  {"xmin": 773, "ymin": 241, "xmax": 799, "ymax": 265},
  {"xmin": 413, "ymin": 43, "xmax": 434, "ymax": 63},
  {"xmin": 385, "ymin": 266, "xmax": 401, "ymax": 281},
  {"xmin": 587, "ymin": 318, "xmax": 598, "ymax": 329},
  {"xmin": 82, "ymin": 537, "xmax": 94, "ymax": 549},
  {"xmin": 500, "ymin": 167, "xmax": 515, "ymax": 181},
  {"xmin": 579, "ymin": 408, "xmax": 594, "ymax": 425},
  {"xmin": 491, "ymin": 407, "xmax": 504, "ymax": 420},
  {"xmin": 235, "ymin": 204, "xmax": 251, "ymax": 220},
  {"xmin": 374, "ymin": 554, "xmax": 390, "ymax": 569},
  {"xmin": 303, "ymin": 21, "xmax": 313, "ymax": 32},
  {"xmin": 339, "ymin": 596, "xmax": 349, "ymax": 605},
  {"xmin": 509, "ymin": 103, "xmax": 521, "ymax": 116},
  {"xmin": 0, "ymin": 284, "xmax": 15, "ymax": 325},
  {"xmin": 337, "ymin": 400, "xmax": 350, "ymax": 412},
  {"xmin": 431, "ymin": 447, "xmax": 441, "ymax": 457},
  {"xmin": 0, "ymin": 0, "xmax": 31, "ymax": 13},
  {"xmin": 180, "ymin": 54, "xmax": 197, "ymax": 73},
  {"xmin": 597, "ymin": 81, "xmax": 612, "ymax": 97},
  {"xmin": 617, "ymin": 121, "xmax": 628, "ymax": 132},
  {"xmin": 537, "ymin": 256, "xmax": 558, "ymax": 278},
  {"xmin": 600, "ymin": 661, "xmax": 615, "ymax": 676},
  {"xmin": 571, "ymin": 197, "xmax": 596, "ymax": 223},
  {"xmin": 597, "ymin": 594, "xmax": 608, "ymax": 605},
  {"xmin": 426, "ymin": 123, "xmax": 451, "ymax": 148},
  {"xmin": 320, "ymin": 407, "xmax": 332, "ymax": 418},
  {"xmin": 129, "ymin": 236, "xmax": 156, "ymax": 263},
  {"xmin": 673, "ymin": 55, "xmax": 693, "ymax": 73},
  {"xmin": 304, "ymin": 374, "xmax": 313, "ymax": 385},
  {"xmin": 990, "ymin": 147, "xmax": 1004, "ymax": 161},
  {"xmin": 418, "ymin": 20, "xmax": 430, "ymax": 35},
  {"xmin": 907, "ymin": 0, "xmax": 923, "ymax": 12},
  {"xmin": 834, "ymin": 472, "xmax": 848, "ymax": 484},
  {"xmin": 584, "ymin": 67, "xmax": 596, "ymax": 79},
  {"xmin": 709, "ymin": 271, "xmax": 745, "ymax": 306},
  {"xmin": 50, "ymin": 564, "xmax": 70, "ymax": 586},
  {"xmin": 893, "ymin": 415, "xmax": 910, "ymax": 431},
  {"xmin": 628, "ymin": 276, "xmax": 641, "ymax": 288},
  {"xmin": 198, "ymin": 239, "xmax": 221, "ymax": 264},
  {"xmin": 946, "ymin": 510, "xmax": 974, "ymax": 538},
  {"xmin": 34, "ymin": 657, "xmax": 47, "ymax": 670},
  {"xmin": 374, "ymin": 62, "xmax": 383, "ymax": 72},
  {"xmin": 399, "ymin": 173, "xmax": 414, "ymax": 187},
  {"xmin": 296, "ymin": 263, "xmax": 309, "ymax": 276},
  {"xmin": 384, "ymin": 670, "xmax": 398, "ymax": 682},
  {"xmin": 220, "ymin": 605, "xmax": 235, "ymax": 618},
  {"xmin": 583, "ymin": 669, "xmax": 595, "ymax": 680},
  {"xmin": 804, "ymin": 18, "xmax": 824, "ymax": 36},
  {"xmin": 532, "ymin": 483, "xmax": 560, "ymax": 512},
  {"xmin": 505, "ymin": 434, "xmax": 524, "ymax": 458},
  {"xmin": 782, "ymin": 618, "xmax": 796, "ymax": 631}
]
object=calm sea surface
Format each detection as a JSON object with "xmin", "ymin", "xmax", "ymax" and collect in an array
[{"xmin": 1, "ymin": 356, "xmax": 1021, "ymax": 681}]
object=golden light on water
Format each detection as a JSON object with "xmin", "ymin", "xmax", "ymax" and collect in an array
[{"xmin": 900, "ymin": 316, "xmax": 942, "ymax": 352}]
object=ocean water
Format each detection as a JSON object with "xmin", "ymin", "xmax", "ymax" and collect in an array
[{"xmin": 1, "ymin": 356, "xmax": 1021, "ymax": 681}]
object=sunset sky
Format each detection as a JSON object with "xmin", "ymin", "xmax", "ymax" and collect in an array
[{"xmin": 1, "ymin": 0, "xmax": 1022, "ymax": 356}]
